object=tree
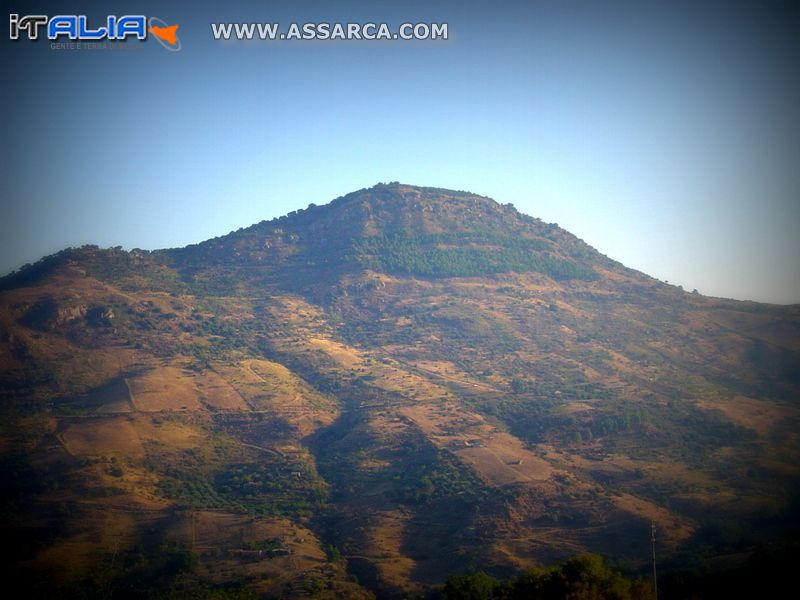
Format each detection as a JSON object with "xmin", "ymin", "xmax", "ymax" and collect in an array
[
  {"xmin": 509, "ymin": 554, "xmax": 654, "ymax": 600},
  {"xmin": 443, "ymin": 572, "xmax": 500, "ymax": 600},
  {"xmin": 442, "ymin": 554, "xmax": 654, "ymax": 600}
]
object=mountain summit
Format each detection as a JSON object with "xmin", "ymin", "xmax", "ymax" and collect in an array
[
  {"xmin": 168, "ymin": 182, "xmax": 609, "ymax": 280},
  {"xmin": 2, "ymin": 184, "xmax": 799, "ymax": 597}
]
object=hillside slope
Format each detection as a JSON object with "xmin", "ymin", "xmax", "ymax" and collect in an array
[{"xmin": 2, "ymin": 183, "xmax": 799, "ymax": 598}]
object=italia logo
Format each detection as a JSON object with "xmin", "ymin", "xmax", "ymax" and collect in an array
[{"xmin": 9, "ymin": 14, "xmax": 181, "ymax": 50}]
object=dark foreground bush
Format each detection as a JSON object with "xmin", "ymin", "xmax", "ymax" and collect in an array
[{"xmin": 443, "ymin": 554, "xmax": 654, "ymax": 600}]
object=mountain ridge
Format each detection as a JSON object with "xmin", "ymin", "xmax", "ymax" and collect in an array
[
  {"xmin": 3, "ymin": 183, "xmax": 793, "ymax": 307},
  {"xmin": 3, "ymin": 183, "xmax": 646, "ymax": 296}
]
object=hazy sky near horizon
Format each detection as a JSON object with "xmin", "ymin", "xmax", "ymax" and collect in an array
[{"xmin": 1, "ymin": 0, "xmax": 798, "ymax": 303}]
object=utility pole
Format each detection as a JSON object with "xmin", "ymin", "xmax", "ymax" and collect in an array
[{"xmin": 651, "ymin": 521, "xmax": 658, "ymax": 600}]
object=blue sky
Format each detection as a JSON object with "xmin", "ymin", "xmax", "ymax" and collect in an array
[{"xmin": 2, "ymin": 0, "xmax": 798, "ymax": 303}]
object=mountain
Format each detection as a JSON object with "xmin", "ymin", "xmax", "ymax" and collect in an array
[{"xmin": 2, "ymin": 183, "xmax": 799, "ymax": 598}]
